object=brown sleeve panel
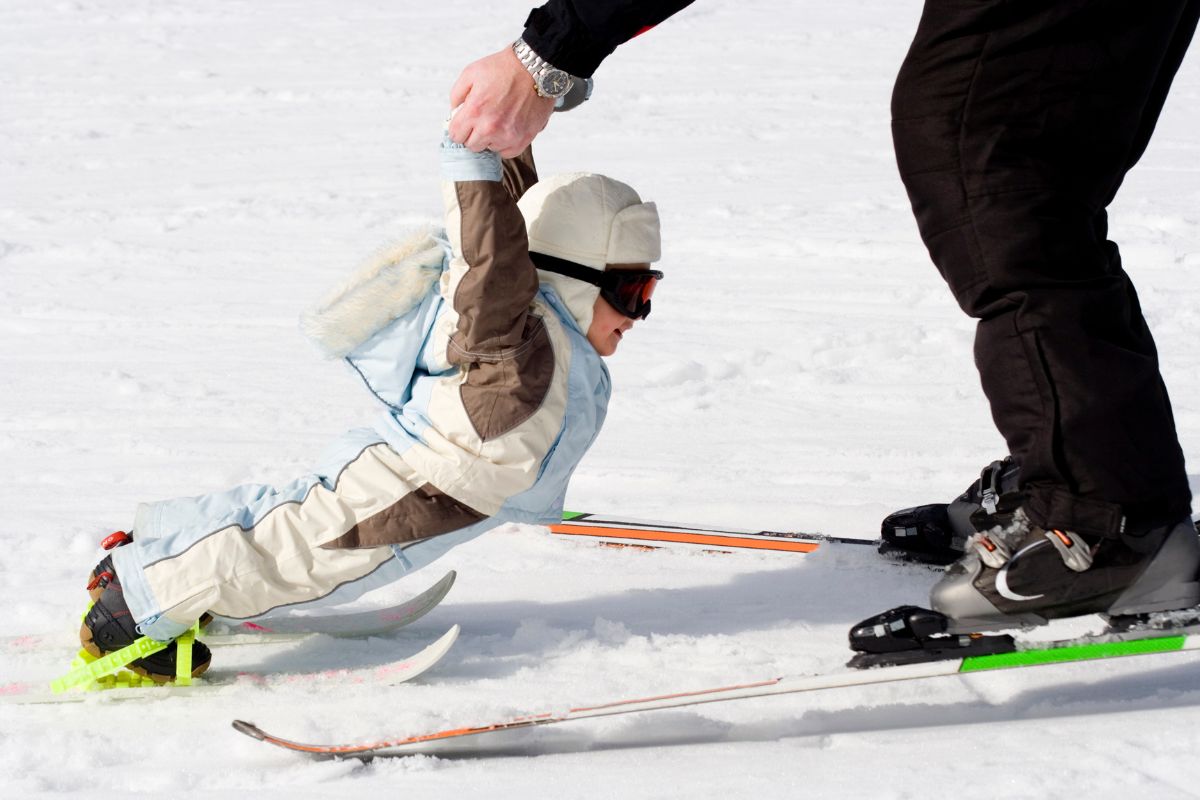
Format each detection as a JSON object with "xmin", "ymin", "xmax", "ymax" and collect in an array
[
  {"xmin": 321, "ymin": 483, "xmax": 487, "ymax": 549},
  {"xmin": 449, "ymin": 179, "xmax": 540, "ymax": 357},
  {"xmin": 447, "ymin": 147, "xmax": 556, "ymax": 442},
  {"xmin": 457, "ymin": 316, "xmax": 555, "ymax": 441},
  {"xmin": 500, "ymin": 147, "xmax": 539, "ymax": 202}
]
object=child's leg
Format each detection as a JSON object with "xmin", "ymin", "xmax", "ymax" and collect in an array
[
  {"xmin": 130, "ymin": 428, "xmax": 384, "ymax": 540},
  {"xmin": 111, "ymin": 430, "xmax": 460, "ymax": 641},
  {"xmin": 230, "ymin": 516, "xmax": 499, "ymax": 621}
]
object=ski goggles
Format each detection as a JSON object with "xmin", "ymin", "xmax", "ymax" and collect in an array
[{"xmin": 530, "ymin": 251, "xmax": 663, "ymax": 320}]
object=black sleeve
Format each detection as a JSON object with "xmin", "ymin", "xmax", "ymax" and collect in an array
[{"xmin": 522, "ymin": 0, "xmax": 696, "ymax": 78}]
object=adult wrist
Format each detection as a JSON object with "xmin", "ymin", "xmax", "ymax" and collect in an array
[{"xmin": 512, "ymin": 37, "xmax": 592, "ymax": 111}]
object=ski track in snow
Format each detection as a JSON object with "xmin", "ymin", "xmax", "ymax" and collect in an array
[{"xmin": 4, "ymin": 0, "xmax": 1200, "ymax": 797}]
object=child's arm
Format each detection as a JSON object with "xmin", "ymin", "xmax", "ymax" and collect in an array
[{"xmin": 439, "ymin": 139, "xmax": 555, "ymax": 441}]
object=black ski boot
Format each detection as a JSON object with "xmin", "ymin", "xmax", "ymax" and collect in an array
[
  {"xmin": 81, "ymin": 542, "xmax": 212, "ymax": 683},
  {"xmin": 879, "ymin": 457, "xmax": 1021, "ymax": 565}
]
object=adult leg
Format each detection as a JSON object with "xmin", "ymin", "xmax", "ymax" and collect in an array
[{"xmin": 892, "ymin": 0, "xmax": 1198, "ymax": 538}]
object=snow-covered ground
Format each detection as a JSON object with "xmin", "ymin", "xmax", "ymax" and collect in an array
[{"xmin": 4, "ymin": 0, "xmax": 1200, "ymax": 797}]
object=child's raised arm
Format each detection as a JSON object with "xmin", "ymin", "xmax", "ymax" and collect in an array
[
  {"xmin": 438, "ymin": 137, "xmax": 555, "ymax": 441},
  {"xmin": 440, "ymin": 138, "xmax": 542, "ymax": 361}
]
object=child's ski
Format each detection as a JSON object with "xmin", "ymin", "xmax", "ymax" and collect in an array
[
  {"xmin": 548, "ymin": 511, "xmax": 874, "ymax": 554},
  {"xmin": 231, "ymin": 620, "xmax": 1200, "ymax": 759},
  {"xmin": 205, "ymin": 569, "xmax": 457, "ymax": 642},
  {"xmin": 4, "ymin": 625, "xmax": 460, "ymax": 705},
  {"xmin": 3, "ymin": 570, "xmax": 456, "ymax": 653}
]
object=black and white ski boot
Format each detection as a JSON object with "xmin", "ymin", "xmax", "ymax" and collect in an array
[
  {"xmin": 81, "ymin": 535, "xmax": 212, "ymax": 683},
  {"xmin": 930, "ymin": 510, "xmax": 1200, "ymax": 632},
  {"xmin": 850, "ymin": 511, "xmax": 1200, "ymax": 668},
  {"xmin": 879, "ymin": 457, "xmax": 1021, "ymax": 565}
]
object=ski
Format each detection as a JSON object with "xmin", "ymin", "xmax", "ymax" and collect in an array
[
  {"xmin": 205, "ymin": 569, "xmax": 457, "ymax": 642},
  {"xmin": 231, "ymin": 621, "xmax": 1200, "ymax": 759},
  {"xmin": 3, "ymin": 570, "xmax": 456, "ymax": 653},
  {"xmin": 548, "ymin": 511, "xmax": 875, "ymax": 554},
  {"xmin": 3, "ymin": 625, "xmax": 460, "ymax": 705}
]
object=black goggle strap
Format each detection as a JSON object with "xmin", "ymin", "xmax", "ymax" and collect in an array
[
  {"xmin": 529, "ymin": 251, "xmax": 662, "ymax": 319},
  {"xmin": 529, "ymin": 251, "xmax": 605, "ymax": 286}
]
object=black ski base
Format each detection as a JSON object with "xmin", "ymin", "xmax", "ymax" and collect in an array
[
  {"xmin": 847, "ymin": 632, "xmax": 1016, "ymax": 669},
  {"xmin": 877, "ymin": 504, "xmax": 963, "ymax": 566},
  {"xmin": 846, "ymin": 604, "xmax": 1017, "ymax": 669}
]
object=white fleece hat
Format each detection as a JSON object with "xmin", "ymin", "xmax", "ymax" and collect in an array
[
  {"xmin": 518, "ymin": 172, "xmax": 660, "ymax": 332},
  {"xmin": 518, "ymin": 172, "xmax": 660, "ymax": 268}
]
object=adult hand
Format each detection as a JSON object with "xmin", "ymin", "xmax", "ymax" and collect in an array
[{"xmin": 449, "ymin": 46, "xmax": 556, "ymax": 157}]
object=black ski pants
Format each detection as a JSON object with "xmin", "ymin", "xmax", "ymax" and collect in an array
[{"xmin": 893, "ymin": 0, "xmax": 1199, "ymax": 538}]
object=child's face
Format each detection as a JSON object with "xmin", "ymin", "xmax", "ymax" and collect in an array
[
  {"xmin": 585, "ymin": 263, "xmax": 657, "ymax": 356},
  {"xmin": 586, "ymin": 294, "xmax": 637, "ymax": 356}
]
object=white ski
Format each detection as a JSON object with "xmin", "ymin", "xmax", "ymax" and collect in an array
[
  {"xmin": 3, "ymin": 570, "xmax": 455, "ymax": 652},
  {"xmin": 205, "ymin": 569, "xmax": 457, "ymax": 642},
  {"xmin": 232, "ymin": 623, "xmax": 1200, "ymax": 758},
  {"xmin": 4, "ymin": 625, "xmax": 460, "ymax": 705}
]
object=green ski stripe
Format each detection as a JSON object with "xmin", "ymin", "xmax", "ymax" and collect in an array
[
  {"xmin": 561, "ymin": 510, "xmax": 587, "ymax": 521},
  {"xmin": 959, "ymin": 635, "xmax": 1187, "ymax": 673}
]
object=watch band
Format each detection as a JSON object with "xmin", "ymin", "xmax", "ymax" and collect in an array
[{"xmin": 512, "ymin": 38, "xmax": 574, "ymax": 100}]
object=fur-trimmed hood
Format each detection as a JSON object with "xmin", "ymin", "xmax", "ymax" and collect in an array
[{"xmin": 300, "ymin": 227, "xmax": 447, "ymax": 359}]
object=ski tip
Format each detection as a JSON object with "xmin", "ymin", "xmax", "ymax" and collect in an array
[
  {"xmin": 429, "ymin": 624, "xmax": 461, "ymax": 654},
  {"xmin": 232, "ymin": 720, "xmax": 267, "ymax": 741}
]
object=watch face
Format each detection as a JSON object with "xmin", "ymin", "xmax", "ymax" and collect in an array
[{"xmin": 539, "ymin": 70, "xmax": 572, "ymax": 98}]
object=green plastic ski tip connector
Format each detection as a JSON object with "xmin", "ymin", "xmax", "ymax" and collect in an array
[
  {"xmin": 958, "ymin": 634, "xmax": 1187, "ymax": 673},
  {"xmin": 50, "ymin": 618, "xmax": 202, "ymax": 693}
]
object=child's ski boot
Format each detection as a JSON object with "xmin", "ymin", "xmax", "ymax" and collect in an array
[{"xmin": 81, "ymin": 533, "xmax": 212, "ymax": 683}]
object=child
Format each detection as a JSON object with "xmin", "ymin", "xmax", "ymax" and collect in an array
[{"xmin": 81, "ymin": 137, "xmax": 664, "ymax": 680}]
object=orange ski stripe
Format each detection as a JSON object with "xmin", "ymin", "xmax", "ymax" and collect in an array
[
  {"xmin": 254, "ymin": 723, "xmax": 515, "ymax": 754},
  {"xmin": 548, "ymin": 524, "xmax": 820, "ymax": 553},
  {"xmin": 250, "ymin": 678, "xmax": 789, "ymax": 753}
]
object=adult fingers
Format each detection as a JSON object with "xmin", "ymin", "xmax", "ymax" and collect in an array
[
  {"xmin": 449, "ymin": 69, "xmax": 472, "ymax": 109},
  {"xmin": 447, "ymin": 109, "xmax": 474, "ymax": 146}
]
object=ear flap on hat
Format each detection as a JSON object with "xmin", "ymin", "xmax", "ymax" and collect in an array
[{"xmin": 607, "ymin": 201, "xmax": 660, "ymax": 265}]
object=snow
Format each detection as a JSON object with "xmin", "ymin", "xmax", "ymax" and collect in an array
[{"xmin": 4, "ymin": 0, "xmax": 1200, "ymax": 796}]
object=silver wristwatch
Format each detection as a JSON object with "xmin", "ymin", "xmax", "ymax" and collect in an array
[{"xmin": 512, "ymin": 38, "xmax": 574, "ymax": 99}]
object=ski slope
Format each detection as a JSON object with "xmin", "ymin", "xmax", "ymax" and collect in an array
[{"xmin": 4, "ymin": 0, "xmax": 1200, "ymax": 797}]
